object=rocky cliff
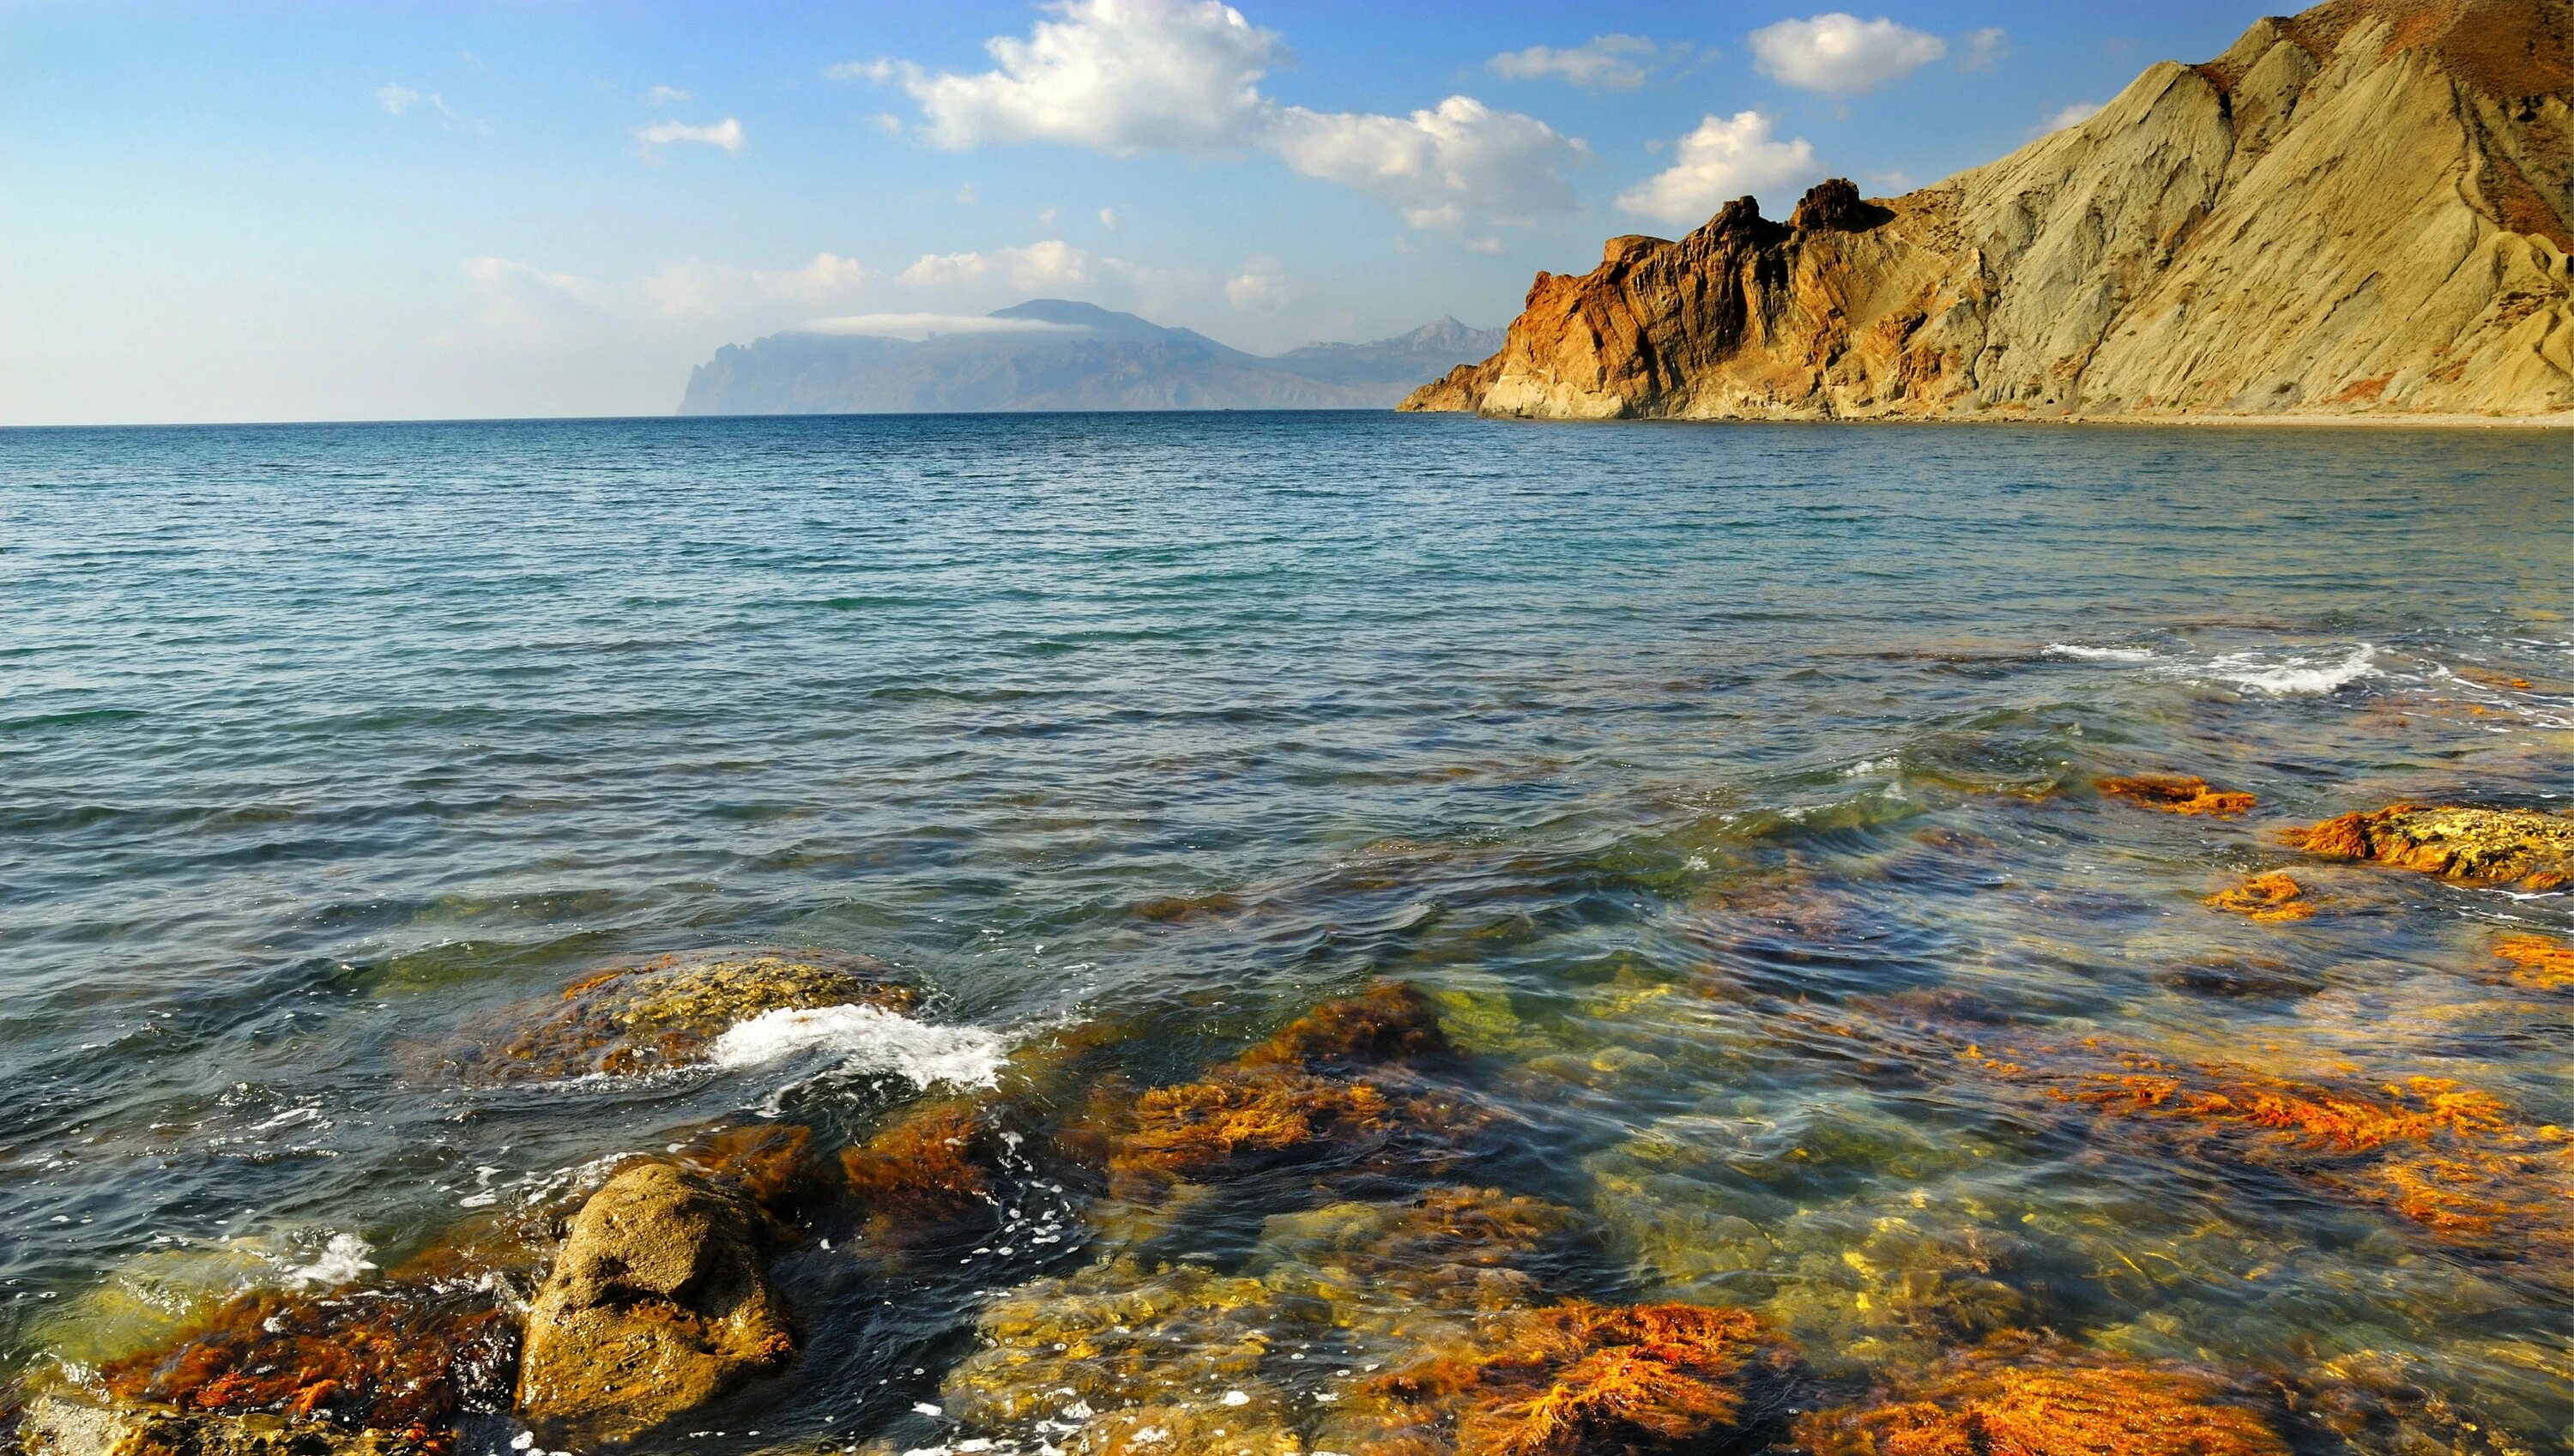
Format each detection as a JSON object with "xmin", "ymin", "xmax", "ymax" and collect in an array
[{"xmin": 1404, "ymin": 0, "xmax": 2573, "ymax": 421}]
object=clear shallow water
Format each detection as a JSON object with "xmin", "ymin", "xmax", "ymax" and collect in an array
[{"xmin": 1, "ymin": 413, "xmax": 2570, "ymax": 1451}]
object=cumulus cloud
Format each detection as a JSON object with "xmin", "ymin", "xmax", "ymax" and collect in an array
[
  {"xmin": 1615, "ymin": 111, "xmax": 1819, "ymax": 227},
  {"xmin": 1224, "ymin": 257, "xmax": 1295, "ymax": 311},
  {"xmin": 376, "ymin": 83, "xmax": 423, "ymax": 114},
  {"xmin": 1483, "ymin": 34, "xmax": 1682, "ymax": 91},
  {"xmin": 645, "ymin": 84, "xmax": 693, "ymax": 104},
  {"xmin": 1960, "ymin": 27, "xmax": 2008, "ymax": 70},
  {"xmin": 2038, "ymin": 100, "xmax": 2103, "ymax": 133},
  {"xmin": 887, "ymin": 0, "xmax": 1279, "ymax": 154},
  {"xmin": 1266, "ymin": 97, "xmax": 1586, "ymax": 230},
  {"xmin": 1098, "ymin": 207, "xmax": 1121, "ymax": 228},
  {"xmin": 843, "ymin": 0, "xmax": 1586, "ymax": 232},
  {"xmin": 1749, "ymin": 14, "xmax": 1946, "ymax": 94},
  {"xmin": 798, "ymin": 312, "xmax": 1076, "ymax": 340},
  {"xmin": 898, "ymin": 239, "xmax": 1096, "ymax": 291},
  {"xmin": 633, "ymin": 118, "xmax": 745, "ymax": 152}
]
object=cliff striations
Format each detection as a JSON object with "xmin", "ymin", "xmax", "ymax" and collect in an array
[{"xmin": 1404, "ymin": 0, "xmax": 2573, "ymax": 421}]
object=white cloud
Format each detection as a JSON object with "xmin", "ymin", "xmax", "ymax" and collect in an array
[
  {"xmin": 2038, "ymin": 100, "xmax": 2102, "ymax": 133},
  {"xmin": 1224, "ymin": 257, "xmax": 1294, "ymax": 311},
  {"xmin": 462, "ymin": 256, "xmax": 590, "ymax": 299},
  {"xmin": 1098, "ymin": 207, "xmax": 1121, "ymax": 228},
  {"xmin": 1960, "ymin": 27, "xmax": 2007, "ymax": 71},
  {"xmin": 798, "ymin": 313, "xmax": 1077, "ymax": 341},
  {"xmin": 645, "ymin": 84, "xmax": 693, "ymax": 104},
  {"xmin": 827, "ymin": 58, "xmax": 900, "ymax": 83},
  {"xmin": 1461, "ymin": 236, "xmax": 1507, "ymax": 256},
  {"xmin": 1616, "ymin": 111, "xmax": 1819, "ymax": 227},
  {"xmin": 1266, "ymin": 96, "xmax": 1586, "ymax": 230},
  {"xmin": 1749, "ymin": 14, "xmax": 1946, "ymax": 95},
  {"xmin": 376, "ymin": 83, "xmax": 422, "ymax": 115},
  {"xmin": 853, "ymin": 0, "xmax": 1585, "ymax": 232},
  {"xmin": 1484, "ymin": 34, "xmax": 1679, "ymax": 91},
  {"xmin": 633, "ymin": 118, "xmax": 745, "ymax": 153},
  {"xmin": 898, "ymin": 239, "xmax": 1095, "ymax": 291},
  {"xmin": 643, "ymin": 252, "xmax": 872, "ymax": 317},
  {"xmin": 461, "ymin": 257, "xmax": 602, "ymax": 336},
  {"xmin": 891, "ymin": 0, "xmax": 1280, "ymax": 154}
]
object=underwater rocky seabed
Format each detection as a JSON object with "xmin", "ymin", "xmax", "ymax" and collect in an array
[{"xmin": 0, "ymin": 415, "xmax": 2570, "ymax": 1454}]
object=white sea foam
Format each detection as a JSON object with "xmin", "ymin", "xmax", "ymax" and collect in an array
[
  {"xmin": 283, "ymin": 1232, "xmax": 374, "ymax": 1288},
  {"xmin": 2045, "ymin": 643, "xmax": 2158, "ymax": 662},
  {"xmin": 2202, "ymin": 643, "xmax": 2377, "ymax": 696},
  {"xmin": 708, "ymin": 1003, "xmax": 1010, "ymax": 1090}
]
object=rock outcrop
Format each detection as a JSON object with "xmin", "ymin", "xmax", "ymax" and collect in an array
[
  {"xmin": 1404, "ymin": 0, "xmax": 2573, "ymax": 422},
  {"xmin": 516, "ymin": 1163, "xmax": 795, "ymax": 1447},
  {"xmin": 2288, "ymin": 802, "xmax": 2574, "ymax": 888}
]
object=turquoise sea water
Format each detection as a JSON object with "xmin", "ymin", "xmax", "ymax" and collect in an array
[{"xmin": 2, "ymin": 413, "xmax": 2570, "ymax": 1452}]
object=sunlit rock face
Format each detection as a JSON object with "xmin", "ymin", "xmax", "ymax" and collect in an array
[{"xmin": 1405, "ymin": 0, "xmax": 2574, "ymax": 422}]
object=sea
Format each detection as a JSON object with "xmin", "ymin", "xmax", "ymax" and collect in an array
[{"xmin": 2, "ymin": 412, "xmax": 2569, "ymax": 1452}]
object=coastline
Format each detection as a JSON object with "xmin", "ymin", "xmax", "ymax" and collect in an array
[{"xmin": 1430, "ymin": 408, "xmax": 2574, "ymax": 429}]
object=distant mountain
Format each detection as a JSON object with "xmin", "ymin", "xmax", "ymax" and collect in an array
[{"xmin": 676, "ymin": 301, "xmax": 1503, "ymax": 415}]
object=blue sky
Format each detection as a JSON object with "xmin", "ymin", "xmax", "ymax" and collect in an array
[{"xmin": 2, "ymin": 2, "xmax": 2272, "ymax": 424}]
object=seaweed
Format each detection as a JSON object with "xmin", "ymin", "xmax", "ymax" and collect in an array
[
  {"xmin": 1792, "ymin": 1333, "xmax": 2293, "ymax": 1455},
  {"xmin": 2097, "ymin": 775, "xmax": 2257, "ymax": 818}
]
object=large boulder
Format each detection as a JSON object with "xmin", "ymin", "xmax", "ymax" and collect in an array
[{"xmin": 516, "ymin": 1163, "xmax": 795, "ymax": 1447}]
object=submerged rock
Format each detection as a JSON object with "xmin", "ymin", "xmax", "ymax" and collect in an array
[
  {"xmin": 2202, "ymin": 872, "xmax": 2317, "ymax": 921},
  {"xmin": 2289, "ymin": 805, "xmax": 2574, "ymax": 891},
  {"xmin": 516, "ymin": 1163, "xmax": 794, "ymax": 1447},
  {"xmin": 1792, "ymin": 1333, "xmax": 2293, "ymax": 1455},
  {"xmin": 446, "ymin": 952, "xmax": 915, "ymax": 1083},
  {"xmin": 89, "ymin": 1260, "xmax": 517, "ymax": 1452},
  {"xmin": 2097, "ymin": 775, "xmax": 2257, "ymax": 818},
  {"xmin": 1092, "ymin": 983, "xmax": 1490, "ymax": 1201},
  {"xmin": 2491, "ymin": 933, "xmax": 2574, "ymax": 992},
  {"xmin": 13, "ymin": 1398, "xmax": 434, "ymax": 1454}
]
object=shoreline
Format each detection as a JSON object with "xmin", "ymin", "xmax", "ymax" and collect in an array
[{"xmin": 1429, "ymin": 408, "xmax": 2574, "ymax": 430}]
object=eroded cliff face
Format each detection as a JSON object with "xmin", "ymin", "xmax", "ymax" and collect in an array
[{"xmin": 1406, "ymin": 0, "xmax": 2574, "ymax": 421}]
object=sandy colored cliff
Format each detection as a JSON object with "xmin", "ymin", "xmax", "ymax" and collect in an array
[{"xmin": 1404, "ymin": 0, "xmax": 2573, "ymax": 422}]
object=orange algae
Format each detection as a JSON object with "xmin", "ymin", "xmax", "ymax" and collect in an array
[
  {"xmin": 1792, "ymin": 1335, "xmax": 2291, "ymax": 1456},
  {"xmin": 97, "ymin": 1278, "xmax": 516, "ymax": 1450},
  {"xmin": 2202, "ymin": 873, "xmax": 2317, "ymax": 921},
  {"xmin": 1336, "ymin": 1302, "xmax": 1796, "ymax": 1456},
  {"xmin": 673, "ymin": 1121, "xmax": 825, "ymax": 1219},
  {"xmin": 1997, "ymin": 1049, "xmax": 2574, "ymax": 1284},
  {"xmin": 2287, "ymin": 804, "xmax": 2574, "ymax": 889},
  {"xmin": 1242, "ymin": 982, "xmax": 1453, "ymax": 1069},
  {"xmin": 2492, "ymin": 933, "xmax": 2574, "ymax": 991},
  {"xmin": 1100, "ymin": 983, "xmax": 1487, "ymax": 1195},
  {"xmin": 841, "ymin": 1102, "xmax": 1004, "ymax": 1230},
  {"xmin": 2096, "ymin": 775, "xmax": 2257, "ymax": 818}
]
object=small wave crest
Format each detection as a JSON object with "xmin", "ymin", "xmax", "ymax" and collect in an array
[
  {"xmin": 282, "ymin": 1232, "xmax": 374, "ymax": 1288},
  {"xmin": 709, "ymin": 1003, "xmax": 1010, "ymax": 1090},
  {"xmin": 2200, "ymin": 643, "xmax": 2378, "ymax": 696},
  {"xmin": 2044, "ymin": 643, "xmax": 2158, "ymax": 662}
]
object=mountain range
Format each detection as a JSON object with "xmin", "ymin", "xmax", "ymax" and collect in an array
[
  {"xmin": 1406, "ymin": 0, "xmax": 2571, "ymax": 422},
  {"xmin": 679, "ymin": 302, "xmax": 1503, "ymax": 414}
]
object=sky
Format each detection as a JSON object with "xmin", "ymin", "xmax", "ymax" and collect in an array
[{"xmin": 1, "ymin": 1, "xmax": 2276, "ymax": 426}]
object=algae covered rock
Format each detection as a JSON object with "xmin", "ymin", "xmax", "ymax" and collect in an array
[
  {"xmin": 2097, "ymin": 775, "xmax": 2256, "ymax": 818},
  {"xmin": 516, "ymin": 1162, "xmax": 794, "ymax": 1446},
  {"xmin": 2290, "ymin": 805, "xmax": 2574, "ymax": 891},
  {"xmin": 1792, "ymin": 1333, "xmax": 2293, "ymax": 1455},
  {"xmin": 447, "ymin": 952, "xmax": 915, "ymax": 1083},
  {"xmin": 88, "ymin": 1264, "xmax": 517, "ymax": 1450},
  {"xmin": 13, "ymin": 1398, "xmax": 433, "ymax": 1455}
]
